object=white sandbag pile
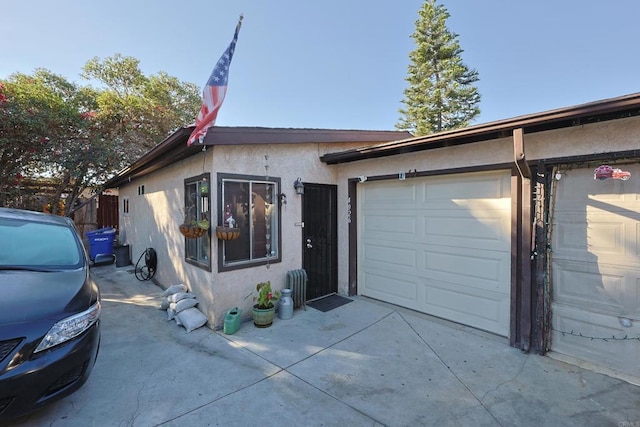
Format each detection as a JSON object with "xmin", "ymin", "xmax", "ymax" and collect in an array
[{"xmin": 159, "ymin": 284, "xmax": 208, "ymax": 333}]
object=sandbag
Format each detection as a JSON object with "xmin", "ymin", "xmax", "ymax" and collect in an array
[
  {"xmin": 167, "ymin": 292, "xmax": 196, "ymax": 303},
  {"xmin": 176, "ymin": 307, "xmax": 208, "ymax": 333},
  {"xmin": 161, "ymin": 284, "xmax": 188, "ymax": 296}
]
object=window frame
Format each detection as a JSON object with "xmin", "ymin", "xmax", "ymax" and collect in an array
[
  {"xmin": 184, "ymin": 173, "xmax": 212, "ymax": 271},
  {"xmin": 217, "ymin": 173, "xmax": 282, "ymax": 272}
]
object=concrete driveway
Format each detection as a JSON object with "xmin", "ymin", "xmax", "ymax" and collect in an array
[{"xmin": 6, "ymin": 264, "xmax": 640, "ymax": 426}]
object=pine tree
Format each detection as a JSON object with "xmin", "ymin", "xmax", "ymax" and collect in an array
[{"xmin": 397, "ymin": 0, "xmax": 481, "ymax": 136}]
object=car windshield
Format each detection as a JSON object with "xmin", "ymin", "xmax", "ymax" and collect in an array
[{"xmin": 0, "ymin": 218, "xmax": 83, "ymax": 268}]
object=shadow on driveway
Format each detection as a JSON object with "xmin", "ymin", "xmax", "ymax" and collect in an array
[{"xmin": 6, "ymin": 264, "xmax": 640, "ymax": 426}]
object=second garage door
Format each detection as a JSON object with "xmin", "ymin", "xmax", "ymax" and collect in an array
[
  {"xmin": 358, "ymin": 170, "xmax": 512, "ymax": 336},
  {"xmin": 551, "ymin": 164, "xmax": 640, "ymax": 379}
]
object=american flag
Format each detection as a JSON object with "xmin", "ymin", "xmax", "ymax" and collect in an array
[{"xmin": 187, "ymin": 16, "xmax": 243, "ymax": 146}]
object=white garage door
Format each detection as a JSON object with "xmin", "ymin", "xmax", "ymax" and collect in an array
[
  {"xmin": 552, "ymin": 164, "xmax": 640, "ymax": 379},
  {"xmin": 359, "ymin": 171, "xmax": 512, "ymax": 336}
]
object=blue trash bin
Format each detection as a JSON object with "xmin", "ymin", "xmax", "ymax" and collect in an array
[{"xmin": 86, "ymin": 227, "xmax": 116, "ymax": 261}]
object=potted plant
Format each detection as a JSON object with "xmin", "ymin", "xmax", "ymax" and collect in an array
[
  {"xmin": 179, "ymin": 205, "xmax": 210, "ymax": 239},
  {"xmin": 252, "ymin": 281, "xmax": 280, "ymax": 328}
]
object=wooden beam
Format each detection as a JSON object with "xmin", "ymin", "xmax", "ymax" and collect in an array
[
  {"xmin": 519, "ymin": 175, "xmax": 533, "ymax": 351},
  {"xmin": 348, "ymin": 179, "xmax": 358, "ymax": 296},
  {"xmin": 510, "ymin": 166, "xmax": 533, "ymax": 351}
]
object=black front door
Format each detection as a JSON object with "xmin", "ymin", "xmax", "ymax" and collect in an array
[{"xmin": 302, "ymin": 183, "xmax": 337, "ymax": 301}]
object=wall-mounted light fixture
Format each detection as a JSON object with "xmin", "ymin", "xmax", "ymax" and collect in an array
[{"xmin": 293, "ymin": 177, "xmax": 304, "ymax": 195}]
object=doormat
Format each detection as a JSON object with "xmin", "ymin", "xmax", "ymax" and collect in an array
[{"xmin": 307, "ymin": 295, "xmax": 353, "ymax": 312}]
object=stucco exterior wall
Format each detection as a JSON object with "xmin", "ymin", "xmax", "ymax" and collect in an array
[
  {"xmin": 526, "ymin": 116, "xmax": 640, "ymax": 160},
  {"xmin": 119, "ymin": 140, "xmax": 364, "ymax": 329},
  {"xmin": 117, "ymin": 154, "xmax": 211, "ymax": 303},
  {"xmin": 207, "ymin": 142, "xmax": 347, "ymax": 327},
  {"xmin": 117, "ymin": 116, "xmax": 640, "ymax": 330}
]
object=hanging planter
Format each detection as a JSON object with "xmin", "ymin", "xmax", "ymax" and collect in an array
[
  {"xmin": 216, "ymin": 226, "xmax": 240, "ymax": 241},
  {"xmin": 179, "ymin": 224, "xmax": 209, "ymax": 239},
  {"xmin": 181, "ymin": 203, "xmax": 210, "ymax": 239}
]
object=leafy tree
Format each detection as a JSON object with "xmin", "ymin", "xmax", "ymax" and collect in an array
[
  {"xmin": 0, "ymin": 70, "xmax": 120, "ymax": 213},
  {"xmin": 397, "ymin": 0, "xmax": 481, "ymax": 136},
  {"xmin": 0, "ymin": 71, "xmax": 78, "ymax": 210},
  {"xmin": 82, "ymin": 54, "xmax": 201, "ymax": 163},
  {"xmin": 0, "ymin": 55, "xmax": 201, "ymax": 213}
]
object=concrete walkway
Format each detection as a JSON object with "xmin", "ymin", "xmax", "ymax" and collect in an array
[{"xmin": 7, "ymin": 264, "xmax": 640, "ymax": 426}]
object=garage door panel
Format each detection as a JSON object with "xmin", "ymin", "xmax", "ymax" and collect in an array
[
  {"xmin": 552, "ymin": 305, "xmax": 640, "ymax": 376},
  {"xmin": 555, "ymin": 215, "xmax": 639, "ymax": 261},
  {"xmin": 363, "ymin": 241, "xmax": 507, "ymax": 293},
  {"xmin": 425, "ymin": 286, "xmax": 505, "ymax": 322},
  {"xmin": 362, "ymin": 182, "xmax": 417, "ymax": 206},
  {"xmin": 556, "ymin": 169, "xmax": 635, "ymax": 203},
  {"xmin": 587, "ymin": 221, "xmax": 626, "ymax": 255},
  {"xmin": 360, "ymin": 170, "xmax": 511, "ymax": 337},
  {"xmin": 424, "ymin": 248, "xmax": 508, "ymax": 292},
  {"xmin": 425, "ymin": 213, "xmax": 506, "ymax": 239},
  {"xmin": 424, "ymin": 175, "xmax": 510, "ymax": 201},
  {"xmin": 363, "ymin": 211, "xmax": 509, "ymax": 250},
  {"xmin": 362, "ymin": 214, "xmax": 509, "ymax": 253},
  {"xmin": 553, "ymin": 218, "xmax": 590, "ymax": 252},
  {"xmin": 553, "ymin": 259, "xmax": 625, "ymax": 311},
  {"xmin": 363, "ymin": 270, "xmax": 418, "ymax": 303},
  {"xmin": 425, "ymin": 285, "xmax": 509, "ymax": 336},
  {"xmin": 424, "ymin": 213, "xmax": 509, "ymax": 251},
  {"xmin": 552, "ymin": 163, "xmax": 640, "ymax": 379},
  {"xmin": 363, "ymin": 243, "xmax": 417, "ymax": 269},
  {"xmin": 363, "ymin": 214, "xmax": 418, "ymax": 235}
]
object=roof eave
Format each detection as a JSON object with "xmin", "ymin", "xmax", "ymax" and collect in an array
[
  {"xmin": 103, "ymin": 127, "xmax": 413, "ymax": 188},
  {"xmin": 320, "ymin": 92, "xmax": 640, "ymax": 165},
  {"xmin": 103, "ymin": 127, "xmax": 197, "ymax": 188}
]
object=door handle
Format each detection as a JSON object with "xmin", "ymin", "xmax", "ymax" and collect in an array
[{"xmin": 306, "ymin": 238, "xmax": 313, "ymax": 249}]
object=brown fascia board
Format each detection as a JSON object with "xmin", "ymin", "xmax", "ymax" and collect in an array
[
  {"xmin": 320, "ymin": 92, "xmax": 640, "ymax": 165},
  {"xmin": 103, "ymin": 127, "xmax": 197, "ymax": 188},
  {"xmin": 201, "ymin": 127, "xmax": 412, "ymax": 145},
  {"xmin": 103, "ymin": 126, "xmax": 412, "ymax": 188}
]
